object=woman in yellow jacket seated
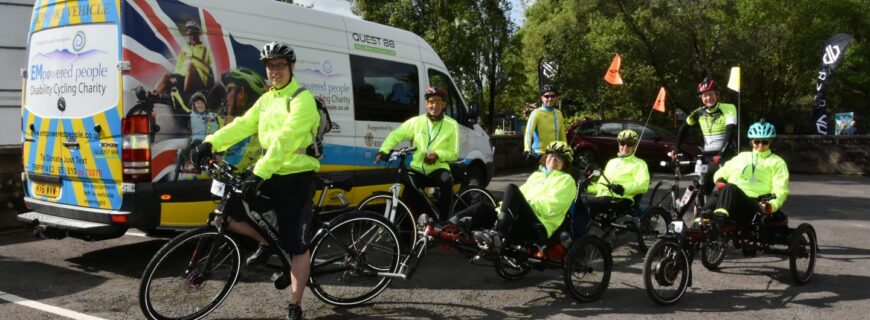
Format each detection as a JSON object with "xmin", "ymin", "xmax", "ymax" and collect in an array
[{"xmin": 447, "ymin": 141, "xmax": 577, "ymax": 250}]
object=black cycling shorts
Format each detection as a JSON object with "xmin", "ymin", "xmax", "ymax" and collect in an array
[{"xmin": 257, "ymin": 171, "xmax": 315, "ymax": 255}]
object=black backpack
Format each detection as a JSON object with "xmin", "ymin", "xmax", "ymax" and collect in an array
[{"xmin": 289, "ymin": 87, "xmax": 332, "ymax": 159}]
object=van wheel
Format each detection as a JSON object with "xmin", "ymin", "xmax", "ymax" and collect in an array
[{"xmin": 464, "ymin": 164, "xmax": 487, "ymax": 188}]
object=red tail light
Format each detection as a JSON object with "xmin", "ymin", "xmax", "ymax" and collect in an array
[{"xmin": 122, "ymin": 115, "xmax": 151, "ymax": 182}]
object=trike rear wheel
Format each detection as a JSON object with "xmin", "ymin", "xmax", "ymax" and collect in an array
[{"xmin": 789, "ymin": 223, "xmax": 817, "ymax": 285}]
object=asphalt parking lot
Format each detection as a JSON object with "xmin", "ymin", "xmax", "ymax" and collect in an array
[{"xmin": 1, "ymin": 173, "xmax": 869, "ymax": 319}]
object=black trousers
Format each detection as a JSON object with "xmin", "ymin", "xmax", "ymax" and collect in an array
[
  {"xmin": 404, "ymin": 168, "xmax": 454, "ymax": 221},
  {"xmin": 703, "ymin": 183, "xmax": 758, "ymax": 226},
  {"xmin": 494, "ymin": 184, "xmax": 541, "ymax": 241}
]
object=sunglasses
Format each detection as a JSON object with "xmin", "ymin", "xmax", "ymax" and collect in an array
[
  {"xmin": 542, "ymin": 94, "xmax": 558, "ymax": 99},
  {"xmin": 752, "ymin": 140, "xmax": 770, "ymax": 146},
  {"xmin": 618, "ymin": 142, "xmax": 636, "ymax": 147}
]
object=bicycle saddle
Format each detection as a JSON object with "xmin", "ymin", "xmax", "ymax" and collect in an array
[{"xmin": 316, "ymin": 172, "xmax": 354, "ymax": 191}]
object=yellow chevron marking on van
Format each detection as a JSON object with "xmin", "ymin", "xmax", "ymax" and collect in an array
[
  {"xmin": 160, "ymin": 201, "xmax": 217, "ymax": 227},
  {"xmin": 33, "ymin": 117, "xmax": 51, "ymax": 176},
  {"xmin": 71, "ymin": 119, "xmax": 107, "ymax": 208},
  {"xmin": 88, "ymin": 0, "xmax": 106, "ymax": 23},
  {"xmin": 34, "ymin": 0, "xmax": 48, "ymax": 32},
  {"xmin": 22, "ymin": 113, "xmax": 36, "ymax": 166},
  {"xmin": 48, "ymin": 1, "xmax": 65, "ymax": 28},
  {"xmin": 69, "ymin": 0, "xmax": 82, "ymax": 25}
]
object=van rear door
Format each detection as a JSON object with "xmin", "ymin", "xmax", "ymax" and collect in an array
[{"xmin": 22, "ymin": 10, "xmax": 123, "ymax": 214}]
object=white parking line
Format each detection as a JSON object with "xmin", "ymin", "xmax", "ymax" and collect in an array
[
  {"xmin": 125, "ymin": 231, "xmax": 148, "ymax": 237},
  {"xmin": 0, "ymin": 290, "xmax": 107, "ymax": 320}
]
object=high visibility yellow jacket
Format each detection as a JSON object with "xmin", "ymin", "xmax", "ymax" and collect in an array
[
  {"xmin": 380, "ymin": 114, "xmax": 460, "ymax": 174},
  {"xmin": 507, "ymin": 168, "xmax": 577, "ymax": 237},
  {"xmin": 686, "ymin": 102, "xmax": 737, "ymax": 153},
  {"xmin": 175, "ymin": 43, "xmax": 213, "ymax": 84},
  {"xmin": 587, "ymin": 154, "xmax": 650, "ymax": 203},
  {"xmin": 713, "ymin": 150, "xmax": 789, "ymax": 212},
  {"xmin": 204, "ymin": 79, "xmax": 320, "ymax": 179},
  {"xmin": 524, "ymin": 105, "xmax": 567, "ymax": 155}
]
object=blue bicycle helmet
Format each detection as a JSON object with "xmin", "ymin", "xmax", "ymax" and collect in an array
[{"xmin": 747, "ymin": 120, "xmax": 776, "ymax": 139}]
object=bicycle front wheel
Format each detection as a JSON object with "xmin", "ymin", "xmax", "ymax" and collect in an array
[
  {"xmin": 450, "ymin": 186, "xmax": 497, "ymax": 219},
  {"xmin": 358, "ymin": 194, "xmax": 416, "ymax": 250},
  {"xmin": 308, "ymin": 211, "xmax": 401, "ymax": 306},
  {"xmin": 563, "ymin": 236, "xmax": 612, "ymax": 302},
  {"xmin": 139, "ymin": 227, "xmax": 242, "ymax": 320}
]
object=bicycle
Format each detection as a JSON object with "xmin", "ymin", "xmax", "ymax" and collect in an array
[
  {"xmin": 138, "ymin": 160, "xmax": 402, "ymax": 319},
  {"xmin": 378, "ymin": 172, "xmax": 614, "ymax": 303},
  {"xmin": 580, "ymin": 169, "xmax": 671, "ymax": 254},
  {"xmin": 647, "ymin": 153, "xmax": 711, "ymax": 226},
  {"xmin": 642, "ymin": 194, "xmax": 818, "ymax": 306},
  {"xmin": 357, "ymin": 146, "xmax": 497, "ymax": 249}
]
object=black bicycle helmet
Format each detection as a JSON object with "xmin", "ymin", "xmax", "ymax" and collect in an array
[
  {"xmin": 260, "ymin": 41, "xmax": 296, "ymax": 64},
  {"xmin": 541, "ymin": 84, "xmax": 559, "ymax": 96},
  {"xmin": 184, "ymin": 20, "xmax": 201, "ymax": 34}
]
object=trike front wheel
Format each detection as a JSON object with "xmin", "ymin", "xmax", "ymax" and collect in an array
[
  {"xmin": 642, "ymin": 238, "xmax": 691, "ymax": 306},
  {"xmin": 563, "ymin": 236, "xmax": 612, "ymax": 302}
]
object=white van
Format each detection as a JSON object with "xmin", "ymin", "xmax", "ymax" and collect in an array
[{"xmin": 18, "ymin": 0, "xmax": 494, "ymax": 240}]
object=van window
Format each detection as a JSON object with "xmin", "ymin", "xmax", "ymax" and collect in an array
[
  {"xmin": 350, "ymin": 55, "xmax": 419, "ymax": 123},
  {"xmin": 427, "ymin": 69, "xmax": 467, "ymax": 126}
]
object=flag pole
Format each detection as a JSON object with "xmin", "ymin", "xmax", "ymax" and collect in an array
[{"xmin": 737, "ymin": 89, "xmax": 741, "ymax": 151}]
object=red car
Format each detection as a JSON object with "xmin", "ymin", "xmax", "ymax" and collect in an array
[{"xmin": 568, "ymin": 120, "xmax": 701, "ymax": 170}]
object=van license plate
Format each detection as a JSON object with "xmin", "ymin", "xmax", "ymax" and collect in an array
[
  {"xmin": 33, "ymin": 182, "xmax": 61, "ymax": 198},
  {"xmin": 210, "ymin": 180, "xmax": 226, "ymax": 197}
]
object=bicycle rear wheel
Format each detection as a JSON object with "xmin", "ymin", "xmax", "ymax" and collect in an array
[
  {"xmin": 636, "ymin": 207, "xmax": 671, "ymax": 254},
  {"xmin": 563, "ymin": 236, "xmax": 612, "ymax": 302},
  {"xmin": 139, "ymin": 227, "xmax": 242, "ymax": 320},
  {"xmin": 358, "ymin": 194, "xmax": 416, "ymax": 250},
  {"xmin": 450, "ymin": 186, "xmax": 497, "ymax": 219},
  {"xmin": 308, "ymin": 211, "xmax": 401, "ymax": 306}
]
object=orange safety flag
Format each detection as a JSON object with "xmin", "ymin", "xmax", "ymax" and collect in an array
[
  {"xmin": 652, "ymin": 87, "xmax": 666, "ymax": 112},
  {"xmin": 604, "ymin": 53, "xmax": 623, "ymax": 85}
]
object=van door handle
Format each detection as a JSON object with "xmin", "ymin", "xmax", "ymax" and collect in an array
[{"xmin": 63, "ymin": 141, "xmax": 80, "ymax": 149}]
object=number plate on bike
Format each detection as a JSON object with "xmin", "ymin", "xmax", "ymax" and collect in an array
[
  {"xmin": 210, "ymin": 180, "xmax": 226, "ymax": 197},
  {"xmin": 670, "ymin": 221, "xmax": 684, "ymax": 233}
]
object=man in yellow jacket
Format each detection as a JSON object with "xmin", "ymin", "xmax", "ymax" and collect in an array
[
  {"xmin": 377, "ymin": 86, "xmax": 460, "ymax": 222},
  {"xmin": 524, "ymin": 85, "xmax": 567, "ymax": 158},
  {"xmin": 190, "ymin": 41, "xmax": 317, "ymax": 320},
  {"xmin": 585, "ymin": 129, "xmax": 651, "ymax": 215},
  {"xmin": 702, "ymin": 120, "xmax": 789, "ymax": 226}
]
